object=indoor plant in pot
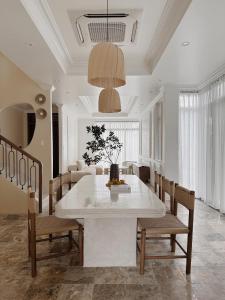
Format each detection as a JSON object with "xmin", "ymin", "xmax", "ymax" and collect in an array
[{"xmin": 82, "ymin": 124, "xmax": 123, "ymax": 180}]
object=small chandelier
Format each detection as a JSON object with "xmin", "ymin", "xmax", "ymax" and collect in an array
[
  {"xmin": 99, "ymin": 88, "xmax": 121, "ymax": 113},
  {"xmin": 88, "ymin": 0, "xmax": 126, "ymax": 88}
]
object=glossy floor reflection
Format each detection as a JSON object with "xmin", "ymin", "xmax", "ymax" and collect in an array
[{"xmin": 1, "ymin": 199, "xmax": 225, "ymax": 299}]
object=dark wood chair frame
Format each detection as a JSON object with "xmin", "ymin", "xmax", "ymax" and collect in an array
[
  {"xmin": 139, "ymin": 184, "xmax": 195, "ymax": 275},
  {"xmin": 154, "ymin": 171, "xmax": 162, "ymax": 199},
  {"xmin": 161, "ymin": 176, "xmax": 174, "ymax": 213},
  {"xmin": 28, "ymin": 190, "xmax": 83, "ymax": 277},
  {"xmin": 49, "ymin": 176, "xmax": 61, "ymax": 215}
]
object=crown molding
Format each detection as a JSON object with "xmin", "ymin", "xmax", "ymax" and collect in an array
[
  {"xmin": 198, "ymin": 62, "xmax": 225, "ymax": 90},
  {"xmin": 20, "ymin": 0, "xmax": 72, "ymax": 73},
  {"xmin": 68, "ymin": 58, "xmax": 150, "ymax": 75},
  {"xmin": 79, "ymin": 96, "xmax": 93, "ymax": 114},
  {"xmin": 145, "ymin": 0, "xmax": 192, "ymax": 73},
  {"xmin": 140, "ymin": 87, "xmax": 164, "ymax": 116},
  {"xmin": 127, "ymin": 96, "xmax": 138, "ymax": 114},
  {"xmin": 92, "ymin": 112, "xmax": 128, "ymax": 118}
]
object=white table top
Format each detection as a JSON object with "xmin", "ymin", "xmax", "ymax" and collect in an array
[{"xmin": 55, "ymin": 175, "xmax": 166, "ymax": 219}]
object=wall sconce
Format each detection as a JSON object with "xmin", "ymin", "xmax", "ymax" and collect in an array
[
  {"xmin": 36, "ymin": 108, "xmax": 47, "ymax": 119},
  {"xmin": 35, "ymin": 94, "xmax": 46, "ymax": 105}
]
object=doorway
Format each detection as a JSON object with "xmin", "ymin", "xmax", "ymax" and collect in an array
[{"xmin": 52, "ymin": 111, "xmax": 59, "ymax": 178}]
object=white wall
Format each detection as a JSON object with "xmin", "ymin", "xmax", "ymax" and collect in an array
[
  {"xmin": 139, "ymin": 85, "xmax": 180, "ymax": 183},
  {"xmin": 59, "ymin": 104, "xmax": 79, "ymax": 173},
  {"xmin": 163, "ymin": 84, "xmax": 179, "ymax": 182}
]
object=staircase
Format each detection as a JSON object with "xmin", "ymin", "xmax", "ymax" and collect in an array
[{"xmin": 0, "ymin": 134, "xmax": 43, "ymax": 212}]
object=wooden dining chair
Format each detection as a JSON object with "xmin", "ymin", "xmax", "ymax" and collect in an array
[
  {"xmin": 28, "ymin": 190, "xmax": 83, "ymax": 277},
  {"xmin": 154, "ymin": 171, "xmax": 162, "ymax": 199},
  {"xmin": 138, "ymin": 184, "xmax": 195, "ymax": 275},
  {"xmin": 59, "ymin": 171, "xmax": 72, "ymax": 199},
  {"xmin": 49, "ymin": 176, "xmax": 61, "ymax": 215},
  {"xmin": 161, "ymin": 176, "xmax": 175, "ymax": 213}
]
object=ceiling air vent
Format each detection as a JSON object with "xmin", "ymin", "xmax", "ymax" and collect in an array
[
  {"xmin": 88, "ymin": 22, "xmax": 126, "ymax": 43},
  {"xmin": 71, "ymin": 10, "xmax": 141, "ymax": 46}
]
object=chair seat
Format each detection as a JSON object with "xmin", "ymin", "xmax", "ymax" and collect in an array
[
  {"xmin": 36, "ymin": 215, "xmax": 80, "ymax": 236},
  {"xmin": 138, "ymin": 214, "xmax": 189, "ymax": 235}
]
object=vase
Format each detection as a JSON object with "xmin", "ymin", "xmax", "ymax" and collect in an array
[{"xmin": 110, "ymin": 164, "xmax": 119, "ymax": 181}]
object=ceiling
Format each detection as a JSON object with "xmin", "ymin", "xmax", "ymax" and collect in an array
[{"xmin": 1, "ymin": 0, "xmax": 225, "ymax": 118}]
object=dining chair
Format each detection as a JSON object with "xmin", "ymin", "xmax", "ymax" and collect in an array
[
  {"xmin": 138, "ymin": 184, "xmax": 195, "ymax": 275},
  {"xmin": 49, "ymin": 174, "xmax": 84, "ymax": 241},
  {"xmin": 154, "ymin": 171, "xmax": 162, "ymax": 199},
  {"xmin": 59, "ymin": 171, "xmax": 72, "ymax": 199},
  {"xmin": 27, "ymin": 190, "xmax": 83, "ymax": 277},
  {"xmin": 49, "ymin": 176, "xmax": 61, "ymax": 215},
  {"xmin": 161, "ymin": 176, "xmax": 175, "ymax": 213}
]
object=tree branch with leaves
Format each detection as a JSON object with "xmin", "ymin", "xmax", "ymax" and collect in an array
[{"xmin": 82, "ymin": 125, "xmax": 123, "ymax": 166}]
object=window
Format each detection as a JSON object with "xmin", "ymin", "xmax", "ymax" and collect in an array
[
  {"xmin": 95, "ymin": 121, "xmax": 140, "ymax": 166},
  {"xmin": 179, "ymin": 78, "xmax": 225, "ymax": 212}
]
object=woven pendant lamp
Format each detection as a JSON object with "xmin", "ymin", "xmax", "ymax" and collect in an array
[
  {"xmin": 88, "ymin": 0, "xmax": 126, "ymax": 88},
  {"xmin": 99, "ymin": 88, "xmax": 121, "ymax": 113},
  {"xmin": 88, "ymin": 42, "xmax": 126, "ymax": 88}
]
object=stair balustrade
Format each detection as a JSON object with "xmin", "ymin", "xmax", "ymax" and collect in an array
[{"xmin": 0, "ymin": 134, "xmax": 43, "ymax": 212}]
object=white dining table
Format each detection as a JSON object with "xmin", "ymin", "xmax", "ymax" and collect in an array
[{"xmin": 55, "ymin": 175, "xmax": 166, "ymax": 267}]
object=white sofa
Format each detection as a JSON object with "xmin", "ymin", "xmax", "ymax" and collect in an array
[{"xmin": 68, "ymin": 160, "xmax": 103, "ymax": 183}]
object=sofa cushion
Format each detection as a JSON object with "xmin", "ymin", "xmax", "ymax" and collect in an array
[
  {"xmin": 83, "ymin": 166, "xmax": 96, "ymax": 175},
  {"xmin": 68, "ymin": 164, "xmax": 78, "ymax": 171},
  {"xmin": 77, "ymin": 160, "xmax": 86, "ymax": 170},
  {"xmin": 71, "ymin": 171, "xmax": 92, "ymax": 183}
]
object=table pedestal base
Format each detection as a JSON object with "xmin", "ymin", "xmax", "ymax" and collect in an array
[{"xmin": 84, "ymin": 218, "xmax": 137, "ymax": 267}]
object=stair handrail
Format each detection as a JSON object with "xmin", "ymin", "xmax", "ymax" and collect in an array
[{"xmin": 0, "ymin": 134, "xmax": 43, "ymax": 212}]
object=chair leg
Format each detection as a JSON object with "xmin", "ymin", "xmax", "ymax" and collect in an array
[
  {"xmin": 186, "ymin": 231, "xmax": 193, "ymax": 274},
  {"xmin": 171, "ymin": 234, "xmax": 176, "ymax": 252},
  {"xmin": 30, "ymin": 237, "xmax": 37, "ymax": 277},
  {"xmin": 28, "ymin": 229, "xmax": 31, "ymax": 257},
  {"xmin": 79, "ymin": 226, "xmax": 84, "ymax": 266},
  {"xmin": 140, "ymin": 229, "xmax": 146, "ymax": 275},
  {"xmin": 49, "ymin": 234, "xmax": 53, "ymax": 242},
  {"xmin": 68, "ymin": 230, "xmax": 73, "ymax": 250}
]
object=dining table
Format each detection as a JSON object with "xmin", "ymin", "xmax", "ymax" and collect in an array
[{"xmin": 55, "ymin": 175, "xmax": 166, "ymax": 267}]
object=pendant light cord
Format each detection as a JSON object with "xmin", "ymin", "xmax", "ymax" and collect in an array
[{"xmin": 106, "ymin": 0, "xmax": 109, "ymax": 42}]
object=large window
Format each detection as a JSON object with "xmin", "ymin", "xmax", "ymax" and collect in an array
[
  {"xmin": 96, "ymin": 121, "xmax": 140, "ymax": 166},
  {"xmin": 179, "ymin": 76, "xmax": 225, "ymax": 212}
]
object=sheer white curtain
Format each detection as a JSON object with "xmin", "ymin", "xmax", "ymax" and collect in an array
[
  {"xmin": 179, "ymin": 76, "xmax": 225, "ymax": 212},
  {"xmin": 96, "ymin": 121, "xmax": 140, "ymax": 167},
  {"xmin": 205, "ymin": 79, "xmax": 225, "ymax": 211}
]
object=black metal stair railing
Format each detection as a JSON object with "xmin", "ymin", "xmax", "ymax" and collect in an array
[{"xmin": 0, "ymin": 134, "xmax": 43, "ymax": 213}]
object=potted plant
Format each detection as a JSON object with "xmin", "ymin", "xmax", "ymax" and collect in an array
[{"xmin": 82, "ymin": 125, "xmax": 123, "ymax": 180}]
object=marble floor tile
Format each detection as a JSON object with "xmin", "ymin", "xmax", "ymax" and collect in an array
[
  {"xmin": 1, "ymin": 199, "xmax": 225, "ymax": 299},
  {"xmin": 56, "ymin": 284, "xmax": 93, "ymax": 300}
]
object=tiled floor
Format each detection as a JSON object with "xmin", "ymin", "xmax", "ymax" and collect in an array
[{"xmin": 1, "ymin": 199, "xmax": 225, "ymax": 299}]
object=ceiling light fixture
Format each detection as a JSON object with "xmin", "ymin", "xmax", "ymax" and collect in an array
[
  {"xmin": 99, "ymin": 88, "xmax": 121, "ymax": 113},
  {"xmin": 88, "ymin": 0, "xmax": 126, "ymax": 88},
  {"xmin": 182, "ymin": 41, "xmax": 190, "ymax": 47}
]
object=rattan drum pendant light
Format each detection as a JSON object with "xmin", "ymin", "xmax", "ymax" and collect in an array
[
  {"xmin": 99, "ymin": 88, "xmax": 121, "ymax": 113},
  {"xmin": 88, "ymin": 0, "xmax": 126, "ymax": 88}
]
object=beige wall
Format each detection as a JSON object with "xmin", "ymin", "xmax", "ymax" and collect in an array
[
  {"xmin": 0, "ymin": 106, "xmax": 26, "ymax": 147},
  {"xmin": 0, "ymin": 52, "xmax": 53, "ymax": 213},
  {"xmin": 0, "ymin": 176, "xmax": 27, "ymax": 214}
]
